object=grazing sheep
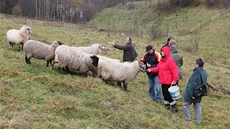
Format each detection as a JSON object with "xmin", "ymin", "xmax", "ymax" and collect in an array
[
  {"xmin": 54, "ymin": 45, "xmax": 99, "ymax": 74},
  {"xmin": 24, "ymin": 40, "xmax": 62, "ymax": 67},
  {"xmin": 97, "ymin": 60, "xmax": 146, "ymax": 91},
  {"xmin": 72, "ymin": 43, "xmax": 107, "ymax": 55},
  {"xmin": 93, "ymin": 55, "xmax": 120, "ymax": 77},
  {"xmin": 6, "ymin": 26, "xmax": 32, "ymax": 51}
]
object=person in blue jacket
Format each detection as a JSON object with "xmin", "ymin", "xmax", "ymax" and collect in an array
[{"xmin": 183, "ymin": 58, "xmax": 208, "ymax": 123}]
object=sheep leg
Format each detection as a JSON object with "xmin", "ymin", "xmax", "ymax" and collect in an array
[
  {"xmin": 25, "ymin": 56, "xmax": 31, "ymax": 64},
  {"xmin": 18, "ymin": 43, "xmax": 23, "ymax": 51},
  {"xmin": 102, "ymin": 79, "xmax": 108, "ymax": 84},
  {"xmin": 51, "ymin": 61, "xmax": 57, "ymax": 70},
  {"xmin": 18, "ymin": 45, "xmax": 21, "ymax": 51},
  {"xmin": 47, "ymin": 60, "xmax": 52, "ymax": 67},
  {"xmin": 58, "ymin": 67, "xmax": 64, "ymax": 74},
  {"xmin": 117, "ymin": 82, "xmax": 122, "ymax": 87},
  {"xmin": 65, "ymin": 66, "xmax": 70, "ymax": 72},
  {"xmin": 123, "ymin": 81, "xmax": 128, "ymax": 92},
  {"xmin": 9, "ymin": 42, "xmax": 14, "ymax": 48},
  {"xmin": 51, "ymin": 62, "xmax": 55, "ymax": 70}
]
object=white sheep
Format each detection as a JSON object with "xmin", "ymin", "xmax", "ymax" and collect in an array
[
  {"xmin": 53, "ymin": 45, "xmax": 99, "ymax": 74},
  {"xmin": 24, "ymin": 40, "xmax": 62, "ymax": 67},
  {"xmin": 72, "ymin": 43, "xmax": 107, "ymax": 55},
  {"xmin": 6, "ymin": 25, "xmax": 32, "ymax": 51},
  {"xmin": 92, "ymin": 55, "xmax": 120, "ymax": 77},
  {"xmin": 97, "ymin": 60, "xmax": 146, "ymax": 91}
]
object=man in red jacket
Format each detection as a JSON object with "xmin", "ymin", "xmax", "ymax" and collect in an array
[{"xmin": 147, "ymin": 46, "xmax": 179, "ymax": 112}]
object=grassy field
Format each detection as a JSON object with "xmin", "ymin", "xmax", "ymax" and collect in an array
[
  {"xmin": 91, "ymin": 1, "xmax": 223, "ymax": 33},
  {"xmin": 0, "ymin": 4, "xmax": 230, "ymax": 128}
]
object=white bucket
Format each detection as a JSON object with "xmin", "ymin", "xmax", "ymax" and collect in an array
[{"xmin": 168, "ymin": 85, "xmax": 181, "ymax": 100}]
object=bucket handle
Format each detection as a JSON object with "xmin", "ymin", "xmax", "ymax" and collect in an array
[{"xmin": 170, "ymin": 83, "xmax": 178, "ymax": 87}]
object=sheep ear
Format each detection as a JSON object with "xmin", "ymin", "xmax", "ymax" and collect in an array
[{"xmin": 57, "ymin": 41, "xmax": 63, "ymax": 45}]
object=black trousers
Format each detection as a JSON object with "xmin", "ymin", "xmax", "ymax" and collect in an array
[{"xmin": 162, "ymin": 84, "xmax": 174, "ymax": 103}]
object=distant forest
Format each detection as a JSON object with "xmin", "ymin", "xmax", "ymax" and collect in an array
[{"xmin": 0, "ymin": 0, "xmax": 136, "ymax": 22}]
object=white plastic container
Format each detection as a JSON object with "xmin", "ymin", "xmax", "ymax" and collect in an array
[{"xmin": 168, "ymin": 85, "xmax": 181, "ymax": 100}]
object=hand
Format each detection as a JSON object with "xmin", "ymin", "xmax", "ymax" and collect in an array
[
  {"xmin": 111, "ymin": 41, "xmax": 116, "ymax": 46},
  {"xmin": 171, "ymin": 81, "xmax": 176, "ymax": 85},
  {"xmin": 147, "ymin": 63, "xmax": 151, "ymax": 68},
  {"xmin": 108, "ymin": 41, "xmax": 116, "ymax": 46},
  {"xmin": 146, "ymin": 69, "xmax": 151, "ymax": 72}
]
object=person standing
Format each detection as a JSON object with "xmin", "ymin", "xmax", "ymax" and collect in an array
[
  {"xmin": 169, "ymin": 39, "xmax": 183, "ymax": 80},
  {"xmin": 147, "ymin": 46, "xmax": 179, "ymax": 112},
  {"xmin": 112, "ymin": 37, "xmax": 138, "ymax": 62},
  {"xmin": 183, "ymin": 58, "xmax": 208, "ymax": 123},
  {"xmin": 141, "ymin": 45, "xmax": 162, "ymax": 103}
]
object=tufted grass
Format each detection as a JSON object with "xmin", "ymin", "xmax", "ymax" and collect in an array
[{"xmin": 0, "ymin": 6, "xmax": 230, "ymax": 128}]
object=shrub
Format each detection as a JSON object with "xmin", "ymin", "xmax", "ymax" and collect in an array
[{"xmin": 12, "ymin": 5, "xmax": 22, "ymax": 16}]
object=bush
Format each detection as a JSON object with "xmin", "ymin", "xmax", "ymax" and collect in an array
[{"xmin": 12, "ymin": 5, "xmax": 22, "ymax": 16}]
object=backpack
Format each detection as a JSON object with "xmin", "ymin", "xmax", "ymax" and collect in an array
[{"xmin": 193, "ymin": 72, "xmax": 208, "ymax": 98}]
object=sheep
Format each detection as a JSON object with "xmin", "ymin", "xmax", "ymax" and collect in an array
[
  {"xmin": 72, "ymin": 43, "xmax": 107, "ymax": 55},
  {"xmin": 53, "ymin": 45, "xmax": 99, "ymax": 74},
  {"xmin": 92, "ymin": 55, "xmax": 120, "ymax": 77},
  {"xmin": 97, "ymin": 60, "xmax": 146, "ymax": 91},
  {"xmin": 6, "ymin": 25, "xmax": 32, "ymax": 51},
  {"xmin": 24, "ymin": 40, "xmax": 62, "ymax": 67}
]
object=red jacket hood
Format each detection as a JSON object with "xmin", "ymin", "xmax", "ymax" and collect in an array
[{"xmin": 161, "ymin": 46, "xmax": 170, "ymax": 60}]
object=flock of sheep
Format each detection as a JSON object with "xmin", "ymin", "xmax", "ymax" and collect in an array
[{"xmin": 6, "ymin": 25, "xmax": 146, "ymax": 91}]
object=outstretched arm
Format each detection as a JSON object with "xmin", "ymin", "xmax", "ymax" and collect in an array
[{"xmin": 114, "ymin": 44, "xmax": 126, "ymax": 50}]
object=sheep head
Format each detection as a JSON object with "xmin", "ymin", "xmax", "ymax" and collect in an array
[
  {"xmin": 92, "ymin": 43, "xmax": 107, "ymax": 54},
  {"xmin": 98, "ymin": 45, "xmax": 107, "ymax": 54},
  {"xmin": 51, "ymin": 41, "xmax": 61, "ymax": 49},
  {"xmin": 20, "ymin": 26, "xmax": 32, "ymax": 35},
  {"xmin": 139, "ymin": 60, "xmax": 146, "ymax": 73},
  {"xmin": 90, "ymin": 55, "xmax": 99, "ymax": 67}
]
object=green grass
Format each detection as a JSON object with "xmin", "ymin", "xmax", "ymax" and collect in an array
[
  {"xmin": 0, "ymin": 8, "xmax": 230, "ymax": 128},
  {"xmin": 91, "ymin": 1, "xmax": 225, "ymax": 34}
]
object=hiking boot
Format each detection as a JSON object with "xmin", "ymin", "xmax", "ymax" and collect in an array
[
  {"xmin": 165, "ymin": 104, "xmax": 170, "ymax": 110},
  {"xmin": 171, "ymin": 104, "xmax": 178, "ymax": 113}
]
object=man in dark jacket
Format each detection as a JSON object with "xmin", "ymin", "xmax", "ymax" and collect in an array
[
  {"xmin": 183, "ymin": 58, "xmax": 208, "ymax": 123},
  {"xmin": 141, "ymin": 45, "xmax": 162, "ymax": 103},
  {"xmin": 112, "ymin": 37, "xmax": 138, "ymax": 62}
]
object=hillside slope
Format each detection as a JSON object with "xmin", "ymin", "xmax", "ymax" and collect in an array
[
  {"xmin": 0, "ymin": 13, "xmax": 229, "ymax": 129},
  {"xmin": 91, "ymin": 1, "xmax": 230, "ymax": 89}
]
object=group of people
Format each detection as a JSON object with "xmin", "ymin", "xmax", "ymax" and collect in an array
[{"xmin": 111, "ymin": 36, "xmax": 208, "ymax": 123}]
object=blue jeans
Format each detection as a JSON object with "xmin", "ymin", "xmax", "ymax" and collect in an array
[{"xmin": 148, "ymin": 76, "xmax": 162, "ymax": 101}]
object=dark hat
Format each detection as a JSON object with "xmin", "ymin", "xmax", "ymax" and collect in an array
[{"xmin": 146, "ymin": 45, "xmax": 153, "ymax": 52}]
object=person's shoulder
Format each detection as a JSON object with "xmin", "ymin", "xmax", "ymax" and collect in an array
[
  {"xmin": 200, "ymin": 68, "xmax": 208, "ymax": 75},
  {"xmin": 125, "ymin": 43, "xmax": 133, "ymax": 47}
]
